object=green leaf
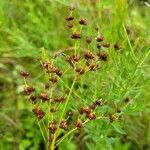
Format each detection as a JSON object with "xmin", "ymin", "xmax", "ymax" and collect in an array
[{"xmin": 112, "ymin": 121, "xmax": 126, "ymax": 134}]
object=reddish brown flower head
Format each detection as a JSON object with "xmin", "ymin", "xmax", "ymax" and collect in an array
[
  {"xmin": 30, "ymin": 95, "xmax": 37, "ymax": 104},
  {"xmin": 72, "ymin": 54, "xmax": 80, "ymax": 62},
  {"xmin": 86, "ymin": 37, "xmax": 92, "ymax": 44},
  {"xmin": 103, "ymin": 42, "xmax": 110, "ymax": 48},
  {"xmin": 95, "ymin": 26, "xmax": 99, "ymax": 31},
  {"xmin": 96, "ymin": 36, "xmax": 104, "ymax": 42},
  {"xmin": 71, "ymin": 31, "xmax": 81, "ymax": 39},
  {"xmin": 84, "ymin": 51, "xmax": 95, "ymax": 59},
  {"xmin": 65, "ymin": 16, "xmax": 74, "ymax": 21},
  {"xmin": 89, "ymin": 103, "xmax": 97, "ymax": 110},
  {"xmin": 83, "ymin": 107, "xmax": 92, "ymax": 114},
  {"xmin": 79, "ymin": 18, "xmax": 87, "ymax": 25},
  {"xmin": 109, "ymin": 114, "xmax": 116, "ymax": 123},
  {"xmin": 86, "ymin": 113, "xmax": 96, "ymax": 120},
  {"xmin": 74, "ymin": 120, "xmax": 83, "ymax": 129},
  {"xmin": 68, "ymin": 22, "xmax": 74, "ymax": 28},
  {"xmin": 89, "ymin": 63, "xmax": 99, "ymax": 71},
  {"xmin": 49, "ymin": 76, "xmax": 58, "ymax": 83},
  {"xmin": 20, "ymin": 71, "xmax": 29, "ymax": 78},
  {"xmin": 49, "ymin": 121, "xmax": 57, "ymax": 134},
  {"xmin": 32, "ymin": 108, "xmax": 45, "ymax": 120},
  {"xmin": 39, "ymin": 93, "xmax": 49, "ymax": 102},
  {"xmin": 60, "ymin": 120, "xmax": 68, "ymax": 130},
  {"xmin": 66, "ymin": 111, "xmax": 73, "ymax": 117},
  {"xmin": 54, "ymin": 97, "xmax": 65, "ymax": 103},
  {"xmin": 50, "ymin": 107, "xmax": 56, "ymax": 113},
  {"xmin": 114, "ymin": 43, "xmax": 121, "ymax": 50},
  {"xmin": 78, "ymin": 108, "xmax": 84, "ymax": 115},
  {"xmin": 124, "ymin": 97, "xmax": 130, "ymax": 103},
  {"xmin": 98, "ymin": 50, "xmax": 108, "ymax": 61},
  {"xmin": 45, "ymin": 83, "xmax": 49, "ymax": 89},
  {"xmin": 75, "ymin": 67, "xmax": 85, "ymax": 75},
  {"xmin": 95, "ymin": 99, "xmax": 102, "ymax": 106},
  {"xmin": 53, "ymin": 68, "xmax": 63, "ymax": 77},
  {"xmin": 24, "ymin": 85, "xmax": 35, "ymax": 95},
  {"xmin": 97, "ymin": 43, "xmax": 101, "ymax": 49}
]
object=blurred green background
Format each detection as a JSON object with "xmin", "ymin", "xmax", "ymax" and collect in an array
[{"xmin": 0, "ymin": 0, "xmax": 150, "ymax": 150}]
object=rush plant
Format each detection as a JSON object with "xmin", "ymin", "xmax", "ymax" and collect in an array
[{"xmin": 19, "ymin": 4, "xmax": 150, "ymax": 150}]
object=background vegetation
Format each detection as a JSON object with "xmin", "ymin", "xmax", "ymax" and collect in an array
[{"xmin": 0, "ymin": 0, "xmax": 150, "ymax": 150}]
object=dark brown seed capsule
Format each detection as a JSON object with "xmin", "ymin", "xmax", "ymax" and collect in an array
[
  {"xmin": 74, "ymin": 120, "xmax": 83, "ymax": 129},
  {"xmin": 83, "ymin": 107, "xmax": 91, "ymax": 114},
  {"xmin": 103, "ymin": 42, "xmax": 110, "ymax": 48},
  {"xmin": 84, "ymin": 51, "xmax": 95, "ymax": 59},
  {"xmin": 30, "ymin": 95, "xmax": 37, "ymax": 104},
  {"xmin": 32, "ymin": 108, "xmax": 46, "ymax": 120},
  {"xmin": 98, "ymin": 50, "xmax": 108, "ymax": 61},
  {"xmin": 89, "ymin": 63, "xmax": 99, "ymax": 71},
  {"xmin": 45, "ymin": 83, "xmax": 49, "ymax": 89},
  {"xmin": 126, "ymin": 26, "xmax": 132, "ymax": 35},
  {"xmin": 24, "ymin": 85, "xmax": 35, "ymax": 95},
  {"xmin": 95, "ymin": 99, "xmax": 102, "ymax": 106},
  {"xmin": 86, "ymin": 113, "xmax": 96, "ymax": 120},
  {"xmin": 66, "ymin": 111, "xmax": 73, "ymax": 116},
  {"xmin": 124, "ymin": 97, "xmax": 130, "ymax": 103},
  {"xmin": 50, "ymin": 107, "xmax": 56, "ymax": 113},
  {"xmin": 20, "ymin": 71, "xmax": 29, "ymax": 78},
  {"xmin": 96, "ymin": 36, "xmax": 104, "ymax": 42},
  {"xmin": 71, "ymin": 31, "xmax": 81, "ymax": 39},
  {"xmin": 95, "ymin": 25, "xmax": 99, "ymax": 31},
  {"xmin": 68, "ymin": 22, "xmax": 74, "ymax": 28},
  {"xmin": 114, "ymin": 43, "xmax": 121, "ymax": 50},
  {"xmin": 65, "ymin": 16, "xmax": 74, "ymax": 21},
  {"xmin": 49, "ymin": 76, "xmax": 57, "ymax": 83},
  {"xmin": 79, "ymin": 18, "xmax": 87, "ymax": 25},
  {"xmin": 75, "ymin": 68, "xmax": 85, "ymax": 75},
  {"xmin": 97, "ymin": 43, "xmax": 101, "ymax": 49},
  {"xmin": 39, "ymin": 93, "xmax": 49, "ymax": 102},
  {"xmin": 78, "ymin": 108, "xmax": 84, "ymax": 115},
  {"xmin": 60, "ymin": 120, "xmax": 68, "ymax": 130},
  {"xmin": 49, "ymin": 121, "xmax": 57, "ymax": 134},
  {"xmin": 109, "ymin": 114, "xmax": 116, "ymax": 123},
  {"xmin": 86, "ymin": 37, "xmax": 92, "ymax": 44},
  {"xmin": 54, "ymin": 97, "xmax": 65, "ymax": 103},
  {"xmin": 72, "ymin": 54, "xmax": 80, "ymax": 62},
  {"xmin": 89, "ymin": 103, "xmax": 97, "ymax": 110}
]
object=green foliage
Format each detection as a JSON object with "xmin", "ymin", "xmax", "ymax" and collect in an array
[{"xmin": 0, "ymin": 0, "xmax": 150, "ymax": 150}]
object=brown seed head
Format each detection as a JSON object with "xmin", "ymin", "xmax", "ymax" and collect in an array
[
  {"xmin": 39, "ymin": 93, "xmax": 49, "ymax": 102},
  {"xmin": 24, "ymin": 85, "xmax": 35, "ymax": 95},
  {"xmin": 49, "ymin": 121, "xmax": 57, "ymax": 134},
  {"xmin": 86, "ymin": 113, "xmax": 96, "ymax": 120},
  {"xmin": 96, "ymin": 36, "xmax": 104, "ymax": 42},
  {"xmin": 50, "ymin": 107, "xmax": 56, "ymax": 113},
  {"xmin": 49, "ymin": 76, "xmax": 57, "ymax": 83},
  {"xmin": 86, "ymin": 37, "xmax": 92, "ymax": 44},
  {"xmin": 98, "ymin": 50, "xmax": 108, "ymax": 61},
  {"xmin": 103, "ymin": 42, "xmax": 110, "ymax": 48},
  {"xmin": 79, "ymin": 18, "xmax": 87, "ymax": 25},
  {"xmin": 71, "ymin": 31, "xmax": 81, "ymax": 39},
  {"xmin": 114, "ymin": 43, "xmax": 121, "ymax": 50},
  {"xmin": 32, "ymin": 108, "xmax": 45, "ymax": 120},
  {"xmin": 84, "ymin": 51, "xmax": 95, "ymax": 59},
  {"xmin": 74, "ymin": 120, "xmax": 83, "ymax": 129},
  {"xmin": 20, "ymin": 71, "xmax": 29, "ymax": 78},
  {"xmin": 65, "ymin": 16, "xmax": 74, "ymax": 21},
  {"xmin": 30, "ymin": 95, "xmax": 37, "ymax": 104},
  {"xmin": 60, "ymin": 120, "xmax": 68, "ymax": 130},
  {"xmin": 66, "ymin": 111, "xmax": 73, "ymax": 116}
]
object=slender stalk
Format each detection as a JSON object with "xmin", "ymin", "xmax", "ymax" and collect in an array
[
  {"xmin": 37, "ymin": 120, "xmax": 47, "ymax": 143},
  {"xmin": 50, "ymin": 78, "xmax": 76, "ymax": 149}
]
